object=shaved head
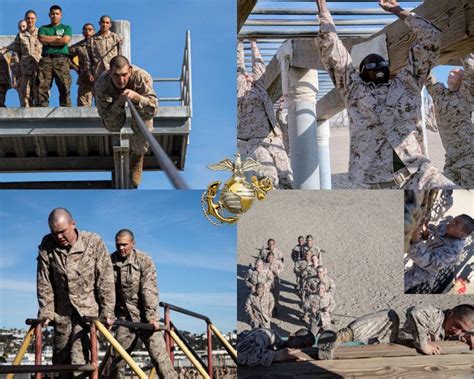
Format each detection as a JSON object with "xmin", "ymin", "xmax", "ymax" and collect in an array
[{"xmin": 48, "ymin": 208, "xmax": 73, "ymax": 228}]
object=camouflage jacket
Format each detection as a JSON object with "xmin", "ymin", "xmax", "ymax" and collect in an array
[
  {"xmin": 236, "ymin": 328, "xmax": 285, "ymax": 367},
  {"xmin": 87, "ymin": 31, "xmax": 121, "ymax": 79},
  {"xmin": 95, "ymin": 64, "xmax": 158, "ymax": 130},
  {"xmin": 291, "ymin": 244, "xmax": 308, "ymax": 262},
  {"xmin": 264, "ymin": 260, "xmax": 284, "ymax": 278},
  {"xmin": 303, "ymin": 272, "xmax": 336, "ymax": 294},
  {"xmin": 400, "ymin": 305, "xmax": 445, "ymax": 349},
  {"xmin": 258, "ymin": 246, "xmax": 283, "ymax": 262},
  {"xmin": 316, "ymin": 13, "xmax": 441, "ymax": 185},
  {"xmin": 426, "ymin": 54, "xmax": 474, "ymax": 165},
  {"xmin": 245, "ymin": 292, "xmax": 274, "ymax": 328},
  {"xmin": 0, "ymin": 52, "xmax": 11, "ymax": 87},
  {"xmin": 237, "ymin": 41, "xmax": 280, "ymax": 140},
  {"xmin": 407, "ymin": 217, "xmax": 466, "ymax": 286},
  {"xmin": 245, "ymin": 268, "xmax": 274, "ymax": 291},
  {"xmin": 69, "ymin": 38, "xmax": 92, "ymax": 84},
  {"xmin": 111, "ymin": 249, "xmax": 160, "ymax": 323},
  {"xmin": 12, "ymin": 28, "xmax": 42, "ymax": 75},
  {"xmin": 37, "ymin": 230, "xmax": 115, "ymax": 321},
  {"xmin": 307, "ymin": 292, "xmax": 335, "ymax": 325}
]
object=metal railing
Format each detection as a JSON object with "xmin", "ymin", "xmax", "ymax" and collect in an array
[
  {"xmin": 160, "ymin": 302, "xmax": 237, "ymax": 379},
  {"xmin": 153, "ymin": 30, "xmax": 193, "ymax": 117}
]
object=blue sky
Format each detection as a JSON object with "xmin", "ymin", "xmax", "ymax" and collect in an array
[
  {"xmin": 0, "ymin": 0, "xmax": 236, "ymax": 189},
  {"xmin": 0, "ymin": 190, "xmax": 237, "ymax": 333}
]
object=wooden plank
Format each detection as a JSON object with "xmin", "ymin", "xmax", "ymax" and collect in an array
[
  {"xmin": 238, "ymin": 0, "xmax": 257, "ymax": 33},
  {"xmin": 238, "ymin": 353, "xmax": 474, "ymax": 378}
]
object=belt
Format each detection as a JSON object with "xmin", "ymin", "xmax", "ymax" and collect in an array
[
  {"xmin": 43, "ymin": 53, "xmax": 67, "ymax": 58},
  {"xmin": 371, "ymin": 167, "xmax": 412, "ymax": 189}
]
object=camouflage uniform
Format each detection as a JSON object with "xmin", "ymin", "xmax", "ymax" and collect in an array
[
  {"xmin": 87, "ymin": 31, "xmax": 121, "ymax": 80},
  {"xmin": 245, "ymin": 268, "xmax": 274, "ymax": 293},
  {"xmin": 258, "ymin": 246, "xmax": 283, "ymax": 262},
  {"xmin": 307, "ymin": 246, "xmax": 322, "ymax": 265},
  {"xmin": 245, "ymin": 292, "xmax": 274, "ymax": 329},
  {"xmin": 276, "ymin": 105, "xmax": 290, "ymax": 155},
  {"xmin": 264, "ymin": 259, "xmax": 284, "ymax": 309},
  {"xmin": 37, "ymin": 230, "xmax": 115, "ymax": 378},
  {"xmin": 294, "ymin": 259, "xmax": 310, "ymax": 295},
  {"xmin": 399, "ymin": 305, "xmax": 445, "ymax": 349},
  {"xmin": 109, "ymin": 249, "xmax": 176, "ymax": 379},
  {"xmin": 95, "ymin": 64, "xmax": 157, "ymax": 154},
  {"xmin": 0, "ymin": 51, "xmax": 11, "ymax": 107},
  {"xmin": 11, "ymin": 28, "xmax": 42, "ymax": 106},
  {"xmin": 307, "ymin": 292, "xmax": 335, "ymax": 334},
  {"xmin": 344, "ymin": 309, "xmax": 400, "ymax": 344},
  {"xmin": 236, "ymin": 328, "xmax": 285, "ymax": 367},
  {"xmin": 69, "ymin": 39, "xmax": 93, "ymax": 106},
  {"xmin": 10, "ymin": 51, "xmax": 21, "ymax": 103},
  {"xmin": 237, "ymin": 41, "xmax": 293, "ymax": 189},
  {"xmin": 291, "ymin": 243, "xmax": 308, "ymax": 263},
  {"xmin": 315, "ymin": 12, "xmax": 456, "ymax": 190},
  {"xmin": 404, "ymin": 217, "xmax": 466, "ymax": 290},
  {"xmin": 425, "ymin": 54, "xmax": 474, "ymax": 187}
]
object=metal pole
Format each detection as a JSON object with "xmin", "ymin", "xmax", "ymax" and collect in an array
[
  {"xmin": 277, "ymin": 40, "xmax": 320, "ymax": 189},
  {"xmin": 164, "ymin": 306, "xmax": 171, "ymax": 358},
  {"xmin": 208, "ymin": 324, "xmax": 237, "ymax": 362},
  {"xmin": 5, "ymin": 326, "xmax": 35, "ymax": 379},
  {"xmin": 317, "ymin": 120, "xmax": 332, "ymax": 189},
  {"xmin": 207, "ymin": 324, "xmax": 213, "ymax": 378},
  {"xmin": 126, "ymin": 98, "xmax": 189, "ymax": 189},
  {"xmin": 112, "ymin": 20, "xmax": 131, "ymax": 61},
  {"xmin": 34, "ymin": 324, "xmax": 42, "ymax": 379},
  {"xmin": 93, "ymin": 320, "xmax": 147, "ymax": 379},
  {"xmin": 90, "ymin": 322, "xmax": 98, "ymax": 379},
  {"xmin": 168, "ymin": 330, "xmax": 210, "ymax": 379}
]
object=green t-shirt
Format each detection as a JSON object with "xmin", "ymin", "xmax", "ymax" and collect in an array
[{"xmin": 38, "ymin": 23, "xmax": 72, "ymax": 56}]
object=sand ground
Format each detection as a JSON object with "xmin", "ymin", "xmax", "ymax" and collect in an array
[{"xmin": 237, "ymin": 190, "xmax": 474, "ymax": 335}]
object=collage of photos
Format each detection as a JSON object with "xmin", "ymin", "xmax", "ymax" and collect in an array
[{"xmin": 0, "ymin": 0, "xmax": 473, "ymax": 378}]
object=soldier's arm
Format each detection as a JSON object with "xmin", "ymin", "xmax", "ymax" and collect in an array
[
  {"xmin": 130, "ymin": 71, "xmax": 158, "ymax": 119},
  {"xmin": 327, "ymin": 295, "xmax": 336, "ymax": 313},
  {"xmin": 461, "ymin": 53, "xmax": 474, "ymax": 97},
  {"xmin": 245, "ymin": 297, "xmax": 256, "ymax": 323},
  {"xmin": 95, "ymin": 77, "xmax": 127, "ymax": 130},
  {"xmin": 251, "ymin": 40, "xmax": 266, "ymax": 81},
  {"xmin": 1, "ymin": 33, "xmax": 20, "ymax": 53},
  {"xmin": 396, "ymin": 12, "xmax": 442, "ymax": 89},
  {"xmin": 425, "ymin": 73, "xmax": 445, "ymax": 102},
  {"xmin": 405, "ymin": 306, "xmax": 440, "ymax": 351},
  {"xmin": 36, "ymin": 249, "xmax": 55, "ymax": 321},
  {"xmin": 139, "ymin": 256, "xmax": 159, "ymax": 322},
  {"xmin": 237, "ymin": 40, "xmax": 246, "ymax": 75},
  {"xmin": 314, "ymin": 0, "xmax": 356, "ymax": 99},
  {"xmin": 408, "ymin": 241, "xmax": 461, "ymax": 273},
  {"xmin": 95, "ymin": 240, "xmax": 115, "ymax": 319}
]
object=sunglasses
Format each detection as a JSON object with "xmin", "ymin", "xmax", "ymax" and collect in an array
[{"xmin": 361, "ymin": 61, "xmax": 389, "ymax": 72}]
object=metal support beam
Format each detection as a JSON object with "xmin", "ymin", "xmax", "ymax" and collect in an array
[
  {"xmin": 112, "ymin": 20, "xmax": 131, "ymax": 61},
  {"xmin": 278, "ymin": 41, "xmax": 320, "ymax": 189},
  {"xmin": 112, "ymin": 136, "xmax": 131, "ymax": 189},
  {"xmin": 317, "ymin": 120, "xmax": 332, "ymax": 189}
]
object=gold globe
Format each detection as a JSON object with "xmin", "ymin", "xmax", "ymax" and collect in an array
[{"xmin": 220, "ymin": 177, "xmax": 256, "ymax": 214}]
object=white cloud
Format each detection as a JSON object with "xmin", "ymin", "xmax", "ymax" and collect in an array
[{"xmin": 0, "ymin": 278, "xmax": 36, "ymax": 293}]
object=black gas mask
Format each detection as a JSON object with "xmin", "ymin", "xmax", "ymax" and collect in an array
[{"xmin": 359, "ymin": 54, "xmax": 390, "ymax": 85}]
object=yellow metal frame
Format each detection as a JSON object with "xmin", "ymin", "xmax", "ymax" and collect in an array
[
  {"xmin": 94, "ymin": 320, "xmax": 147, "ymax": 379},
  {"xmin": 6, "ymin": 326, "xmax": 35, "ymax": 379},
  {"xmin": 209, "ymin": 324, "xmax": 237, "ymax": 361},
  {"xmin": 169, "ymin": 329, "xmax": 210, "ymax": 379}
]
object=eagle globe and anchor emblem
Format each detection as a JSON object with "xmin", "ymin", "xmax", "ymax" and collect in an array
[{"xmin": 202, "ymin": 154, "xmax": 273, "ymax": 225}]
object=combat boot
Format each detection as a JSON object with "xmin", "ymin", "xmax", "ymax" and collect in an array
[
  {"xmin": 130, "ymin": 153, "xmax": 144, "ymax": 188},
  {"xmin": 317, "ymin": 327, "xmax": 354, "ymax": 360},
  {"xmin": 336, "ymin": 327, "xmax": 354, "ymax": 343}
]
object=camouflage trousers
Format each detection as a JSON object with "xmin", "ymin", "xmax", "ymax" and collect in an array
[
  {"xmin": 249, "ymin": 311, "xmax": 271, "ymax": 329},
  {"xmin": 53, "ymin": 312, "xmax": 91, "ymax": 379},
  {"xmin": 346, "ymin": 309, "xmax": 399, "ymax": 344},
  {"xmin": 37, "ymin": 56, "xmax": 72, "ymax": 107},
  {"xmin": 403, "ymin": 161, "xmax": 458, "ymax": 190},
  {"xmin": 110, "ymin": 325, "xmax": 177, "ymax": 379},
  {"xmin": 77, "ymin": 77, "xmax": 93, "ymax": 107},
  {"xmin": 404, "ymin": 265, "xmax": 432, "ymax": 292},
  {"xmin": 0, "ymin": 85, "xmax": 7, "ymax": 107},
  {"xmin": 444, "ymin": 159, "xmax": 474, "ymax": 188},
  {"xmin": 236, "ymin": 330, "xmax": 276, "ymax": 367},
  {"xmin": 246, "ymin": 135, "xmax": 294, "ymax": 189},
  {"xmin": 18, "ymin": 72, "xmax": 38, "ymax": 107},
  {"xmin": 310, "ymin": 311, "xmax": 332, "ymax": 336}
]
